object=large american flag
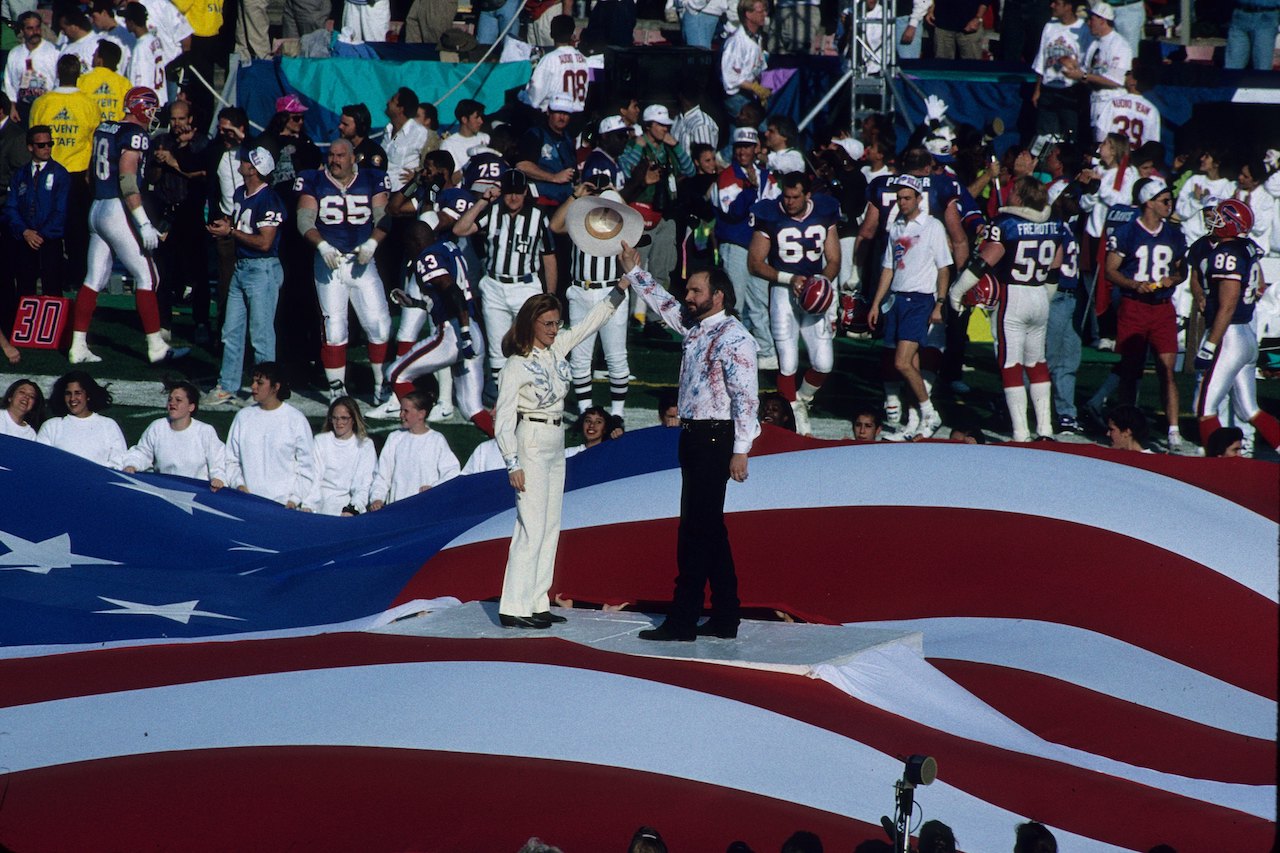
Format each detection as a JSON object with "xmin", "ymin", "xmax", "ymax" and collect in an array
[{"xmin": 0, "ymin": 430, "xmax": 1273, "ymax": 851}]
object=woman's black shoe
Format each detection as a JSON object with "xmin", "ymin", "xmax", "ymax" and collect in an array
[
  {"xmin": 532, "ymin": 611, "xmax": 567, "ymax": 623},
  {"xmin": 499, "ymin": 614, "xmax": 552, "ymax": 629}
]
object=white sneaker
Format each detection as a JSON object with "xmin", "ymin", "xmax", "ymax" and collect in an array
[
  {"xmin": 427, "ymin": 401, "xmax": 454, "ymax": 423},
  {"xmin": 917, "ymin": 409, "xmax": 943, "ymax": 439},
  {"xmin": 881, "ymin": 425, "xmax": 911, "ymax": 442},
  {"xmin": 201, "ymin": 387, "xmax": 244, "ymax": 408},
  {"xmin": 365, "ymin": 398, "xmax": 403, "ymax": 419},
  {"xmin": 791, "ymin": 397, "xmax": 811, "ymax": 436},
  {"xmin": 373, "ymin": 385, "xmax": 391, "ymax": 405},
  {"xmin": 758, "ymin": 354, "xmax": 779, "ymax": 371},
  {"xmin": 904, "ymin": 407, "xmax": 921, "ymax": 439},
  {"xmin": 68, "ymin": 343, "xmax": 102, "ymax": 364},
  {"xmin": 884, "ymin": 402, "xmax": 901, "ymax": 430},
  {"xmin": 592, "ymin": 368, "xmax": 608, "ymax": 380},
  {"xmin": 1097, "ymin": 337, "xmax": 1116, "ymax": 352},
  {"xmin": 148, "ymin": 344, "xmax": 190, "ymax": 364}
]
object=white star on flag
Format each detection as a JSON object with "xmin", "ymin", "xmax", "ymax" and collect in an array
[
  {"xmin": 0, "ymin": 531, "xmax": 122, "ymax": 575},
  {"xmin": 110, "ymin": 474, "xmax": 242, "ymax": 520},
  {"xmin": 229, "ymin": 541, "xmax": 279, "ymax": 554},
  {"xmin": 94, "ymin": 597, "xmax": 244, "ymax": 624}
]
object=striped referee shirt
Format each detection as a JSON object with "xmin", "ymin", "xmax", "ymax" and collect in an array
[
  {"xmin": 569, "ymin": 246, "xmax": 621, "ymax": 286},
  {"xmin": 478, "ymin": 202, "xmax": 556, "ymax": 280}
]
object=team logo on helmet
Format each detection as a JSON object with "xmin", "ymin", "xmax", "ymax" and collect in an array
[
  {"xmin": 962, "ymin": 273, "xmax": 1003, "ymax": 309},
  {"xmin": 124, "ymin": 87, "xmax": 161, "ymax": 131},
  {"xmin": 799, "ymin": 275, "xmax": 834, "ymax": 315},
  {"xmin": 1207, "ymin": 198, "xmax": 1254, "ymax": 240}
]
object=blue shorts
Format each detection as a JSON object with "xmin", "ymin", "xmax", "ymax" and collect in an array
[{"xmin": 882, "ymin": 291, "xmax": 936, "ymax": 346}]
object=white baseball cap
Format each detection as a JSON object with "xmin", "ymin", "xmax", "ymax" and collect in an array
[
  {"xmin": 732, "ymin": 127, "xmax": 759, "ymax": 146},
  {"xmin": 547, "ymin": 95, "xmax": 580, "ymax": 114},
  {"xmin": 599, "ymin": 115, "xmax": 629, "ymax": 135},
  {"xmin": 247, "ymin": 146, "xmax": 275, "ymax": 176},
  {"xmin": 1088, "ymin": 2, "xmax": 1116, "ymax": 21},
  {"xmin": 642, "ymin": 105, "xmax": 673, "ymax": 126},
  {"xmin": 833, "ymin": 137, "xmax": 865, "ymax": 160},
  {"xmin": 1137, "ymin": 178, "xmax": 1170, "ymax": 204}
]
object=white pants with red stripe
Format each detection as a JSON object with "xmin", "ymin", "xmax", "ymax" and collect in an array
[
  {"xmin": 385, "ymin": 320, "xmax": 486, "ymax": 419},
  {"xmin": 769, "ymin": 284, "xmax": 836, "ymax": 377},
  {"xmin": 1195, "ymin": 322, "xmax": 1262, "ymax": 420},
  {"xmin": 83, "ymin": 199, "xmax": 159, "ymax": 293},
  {"xmin": 994, "ymin": 283, "xmax": 1049, "ymax": 368},
  {"xmin": 313, "ymin": 254, "xmax": 391, "ymax": 347}
]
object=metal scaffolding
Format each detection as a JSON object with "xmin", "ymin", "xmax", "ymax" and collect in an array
[{"xmin": 798, "ymin": 0, "xmax": 898, "ymax": 134}]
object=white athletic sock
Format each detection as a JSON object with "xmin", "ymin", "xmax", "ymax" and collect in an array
[
  {"xmin": 324, "ymin": 367, "xmax": 345, "ymax": 388},
  {"xmin": 920, "ymin": 398, "xmax": 936, "ymax": 417},
  {"xmin": 1004, "ymin": 384, "xmax": 1031, "ymax": 442},
  {"xmin": 610, "ymin": 400, "xmax": 625, "ymax": 418},
  {"xmin": 1029, "ymin": 382, "xmax": 1053, "ymax": 436},
  {"xmin": 435, "ymin": 367, "xmax": 453, "ymax": 411}
]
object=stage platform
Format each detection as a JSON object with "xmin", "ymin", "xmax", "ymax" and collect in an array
[{"xmin": 375, "ymin": 601, "xmax": 922, "ymax": 675}]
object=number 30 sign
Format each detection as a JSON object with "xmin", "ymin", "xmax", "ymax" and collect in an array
[{"xmin": 11, "ymin": 296, "xmax": 71, "ymax": 350}]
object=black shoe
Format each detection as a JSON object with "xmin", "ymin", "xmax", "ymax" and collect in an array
[
  {"xmin": 638, "ymin": 622, "xmax": 696, "ymax": 642},
  {"xmin": 532, "ymin": 611, "xmax": 567, "ymax": 623},
  {"xmin": 695, "ymin": 621, "xmax": 739, "ymax": 639},
  {"xmin": 499, "ymin": 614, "xmax": 552, "ymax": 629}
]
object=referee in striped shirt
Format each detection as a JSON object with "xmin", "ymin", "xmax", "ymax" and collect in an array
[
  {"xmin": 452, "ymin": 170, "xmax": 558, "ymax": 383},
  {"xmin": 550, "ymin": 183, "xmax": 632, "ymax": 421}
]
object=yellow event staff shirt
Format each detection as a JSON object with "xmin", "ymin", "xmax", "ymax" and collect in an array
[
  {"xmin": 30, "ymin": 87, "xmax": 101, "ymax": 173},
  {"xmin": 77, "ymin": 67, "xmax": 132, "ymax": 122},
  {"xmin": 175, "ymin": 0, "xmax": 225, "ymax": 38}
]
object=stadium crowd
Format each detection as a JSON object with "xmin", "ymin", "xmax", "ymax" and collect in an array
[{"xmin": 1, "ymin": 0, "xmax": 1278, "ymax": 497}]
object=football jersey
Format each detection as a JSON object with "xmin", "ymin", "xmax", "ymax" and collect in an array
[
  {"xmin": 1204, "ymin": 238, "xmax": 1265, "ymax": 325},
  {"xmin": 1094, "ymin": 91, "xmax": 1160, "ymax": 148},
  {"xmin": 412, "ymin": 238, "xmax": 476, "ymax": 325},
  {"xmin": 749, "ymin": 192, "xmax": 840, "ymax": 278},
  {"xmin": 89, "ymin": 120, "xmax": 150, "ymax": 200},
  {"xmin": 461, "ymin": 149, "xmax": 510, "ymax": 191},
  {"xmin": 231, "ymin": 183, "xmax": 287, "ymax": 259},
  {"xmin": 580, "ymin": 149, "xmax": 624, "ymax": 189},
  {"xmin": 294, "ymin": 166, "xmax": 389, "ymax": 252},
  {"xmin": 436, "ymin": 187, "xmax": 476, "ymax": 220},
  {"xmin": 1057, "ymin": 220, "xmax": 1080, "ymax": 291},
  {"xmin": 865, "ymin": 172, "xmax": 961, "ymax": 236},
  {"xmin": 1106, "ymin": 218, "xmax": 1186, "ymax": 303},
  {"xmin": 984, "ymin": 212, "xmax": 1066, "ymax": 286}
]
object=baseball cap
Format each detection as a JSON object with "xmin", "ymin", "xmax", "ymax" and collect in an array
[
  {"xmin": 732, "ymin": 127, "xmax": 759, "ymax": 146},
  {"xmin": 547, "ymin": 95, "xmax": 580, "ymax": 114},
  {"xmin": 246, "ymin": 146, "xmax": 275, "ymax": 176},
  {"xmin": 833, "ymin": 137, "xmax": 865, "ymax": 160},
  {"xmin": 275, "ymin": 93, "xmax": 308, "ymax": 114},
  {"xmin": 599, "ymin": 115, "xmax": 629, "ymax": 135},
  {"xmin": 1088, "ymin": 2, "xmax": 1116, "ymax": 21},
  {"xmin": 500, "ymin": 170, "xmax": 529, "ymax": 193},
  {"xmin": 642, "ymin": 105, "xmax": 673, "ymax": 126},
  {"xmin": 1137, "ymin": 178, "xmax": 1170, "ymax": 204},
  {"xmin": 891, "ymin": 174, "xmax": 924, "ymax": 195}
]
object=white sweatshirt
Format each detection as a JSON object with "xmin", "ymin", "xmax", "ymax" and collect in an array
[
  {"xmin": 225, "ymin": 403, "xmax": 316, "ymax": 505},
  {"xmin": 124, "ymin": 418, "xmax": 227, "ymax": 481},
  {"xmin": 36, "ymin": 413, "xmax": 126, "ymax": 468},
  {"xmin": 370, "ymin": 429, "xmax": 459, "ymax": 505},
  {"xmin": 0, "ymin": 411, "xmax": 38, "ymax": 440},
  {"xmin": 306, "ymin": 431, "xmax": 377, "ymax": 515}
]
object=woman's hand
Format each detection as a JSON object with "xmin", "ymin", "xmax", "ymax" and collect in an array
[
  {"xmin": 210, "ymin": 478, "xmax": 225, "ymax": 491},
  {"xmin": 370, "ymin": 499, "xmax": 385, "ymax": 511},
  {"xmin": 619, "ymin": 240, "xmax": 641, "ymax": 272},
  {"xmin": 509, "ymin": 469, "xmax": 526, "ymax": 492}
]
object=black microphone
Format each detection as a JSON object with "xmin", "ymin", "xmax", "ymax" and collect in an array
[{"xmin": 880, "ymin": 816, "xmax": 897, "ymax": 843}]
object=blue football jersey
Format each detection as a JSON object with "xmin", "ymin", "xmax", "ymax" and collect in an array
[
  {"xmin": 1204, "ymin": 238, "xmax": 1265, "ymax": 325},
  {"xmin": 866, "ymin": 172, "xmax": 960, "ymax": 232},
  {"xmin": 436, "ymin": 187, "xmax": 476, "ymax": 220},
  {"xmin": 749, "ymin": 193, "xmax": 840, "ymax": 278},
  {"xmin": 294, "ymin": 167, "xmax": 389, "ymax": 252},
  {"xmin": 1106, "ymin": 218, "xmax": 1186, "ymax": 303},
  {"xmin": 412, "ymin": 238, "xmax": 475, "ymax": 325},
  {"xmin": 462, "ymin": 151, "xmax": 510, "ymax": 190},
  {"xmin": 985, "ymin": 212, "xmax": 1065, "ymax": 286},
  {"xmin": 581, "ymin": 149, "xmax": 625, "ymax": 189},
  {"xmin": 1057, "ymin": 220, "xmax": 1080, "ymax": 291},
  {"xmin": 231, "ymin": 184, "xmax": 287, "ymax": 259},
  {"xmin": 90, "ymin": 121, "xmax": 150, "ymax": 201}
]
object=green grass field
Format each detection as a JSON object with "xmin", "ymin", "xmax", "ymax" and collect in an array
[{"xmin": 5, "ymin": 294, "xmax": 1278, "ymax": 463}]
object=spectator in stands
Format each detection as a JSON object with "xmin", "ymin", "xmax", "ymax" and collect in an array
[
  {"xmin": 283, "ymin": 0, "xmax": 331, "ymax": 42},
  {"xmin": 628, "ymin": 826, "xmax": 668, "ymax": 853},
  {"xmin": 517, "ymin": 96, "xmax": 578, "ymax": 212},
  {"xmin": 0, "ymin": 94, "xmax": 29, "ymax": 247},
  {"xmin": 1045, "ymin": 181, "xmax": 1084, "ymax": 433},
  {"xmin": 891, "ymin": 0, "xmax": 931, "ymax": 59},
  {"xmin": 1014, "ymin": 820, "xmax": 1058, "ymax": 853},
  {"xmin": 672, "ymin": 89, "xmax": 720, "ymax": 155},
  {"xmin": 207, "ymin": 106, "xmax": 248, "ymax": 341},
  {"xmin": 383, "ymin": 87, "xmax": 428, "ymax": 192},
  {"xmin": 57, "ymin": 11, "xmax": 104, "ymax": 77},
  {"xmin": 476, "ymin": 0, "xmax": 522, "ymax": 48},
  {"xmin": 852, "ymin": 404, "xmax": 882, "ymax": 440},
  {"xmin": 4, "ymin": 12, "xmax": 58, "ymax": 121},
  {"xmin": 619, "ymin": 104, "xmax": 695, "ymax": 289},
  {"xmin": 722, "ymin": 0, "xmax": 770, "ymax": 118},
  {"xmin": 1062, "ymin": 4, "xmax": 1132, "ymax": 129},
  {"xmin": 1098, "ymin": 0, "xmax": 1144, "ymax": 52},
  {"xmin": 440, "ymin": 98, "xmax": 488, "ymax": 181},
  {"xmin": 37, "ymin": 371, "xmax": 126, "ymax": 468},
  {"xmin": 525, "ymin": 17, "xmax": 590, "ymax": 115},
  {"xmin": 781, "ymin": 830, "xmax": 823, "ymax": 853},
  {"xmin": 339, "ymin": 103, "xmax": 387, "ymax": 171},
  {"xmin": 258, "ymin": 94, "xmax": 321, "ymax": 191},
  {"xmin": 772, "ymin": 0, "xmax": 823, "ymax": 55},
  {"xmin": 124, "ymin": 7, "xmax": 169, "ymax": 116},
  {"xmin": 927, "ymin": 0, "xmax": 988, "ymax": 59},
  {"xmin": 77, "ymin": 41, "xmax": 129, "ymax": 121},
  {"xmin": 1175, "ymin": 147, "xmax": 1236, "ymax": 246},
  {"xmin": 0, "ymin": 378, "xmax": 44, "ymax": 440},
  {"xmin": 1224, "ymin": 0, "xmax": 1279, "ymax": 70},
  {"xmin": 343, "ymin": 0, "xmax": 391, "ymax": 42},
  {"xmin": 523, "ymin": 0, "xmax": 574, "ymax": 49},
  {"xmin": 1234, "ymin": 158, "xmax": 1276, "ymax": 250},
  {"xmin": 235, "ymin": 0, "xmax": 272, "ymax": 60},
  {"xmin": 151, "ymin": 98, "xmax": 210, "ymax": 342},
  {"xmin": 580, "ymin": 0, "xmax": 637, "ymax": 48},
  {"xmin": 6, "ymin": 125, "xmax": 68, "ymax": 322},
  {"xmin": 370, "ymin": 388, "xmax": 460, "ymax": 509},
  {"xmin": 763, "ymin": 116, "xmax": 806, "ymax": 175},
  {"xmin": 123, "ymin": 381, "xmax": 227, "ymax": 485},
  {"xmin": 414, "ymin": 102, "xmax": 442, "ymax": 155},
  {"xmin": 716, "ymin": 126, "xmax": 776, "ymax": 368},
  {"xmin": 759, "ymin": 391, "xmax": 797, "ymax": 430},
  {"xmin": 225, "ymin": 362, "xmax": 316, "ymax": 507},
  {"xmin": 1104, "ymin": 403, "xmax": 1148, "ymax": 451},
  {"xmin": 577, "ymin": 406, "xmax": 614, "ymax": 450},
  {"xmin": 862, "ymin": 139, "xmax": 892, "ymax": 181},
  {"xmin": 680, "ymin": 0, "xmax": 730, "ymax": 49},
  {"xmin": 1205, "ymin": 425, "xmax": 1244, "ymax": 457},
  {"xmin": 1031, "ymin": 0, "xmax": 1091, "ymax": 141},
  {"xmin": 306, "ymin": 396, "xmax": 376, "ymax": 515},
  {"xmin": 1095, "ymin": 66, "xmax": 1160, "ymax": 148}
]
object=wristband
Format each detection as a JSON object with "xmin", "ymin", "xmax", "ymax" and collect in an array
[
  {"xmin": 777, "ymin": 272, "xmax": 795, "ymax": 286},
  {"xmin": 130, "ymin": 206, "xmax": 152, "ymax": 229}
]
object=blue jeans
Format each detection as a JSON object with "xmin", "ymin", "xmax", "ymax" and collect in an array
[
  {"xmin": 1110, "ymin": 1, "xmax": 1145, "ymax": 53},
  {"xmin": 682, "ymin": 9, "xmax": 721, "ymax": 48},
  {"xmin": 1046, "ymin": 289, "xmax": 1082, "ymax": 419},
  {"xmin": 219, "ymin": 257, "xmax": 283, "ymax": 392},
  {"xmin": 476, "ymin": 0, "xmax": 521, "ymax": 44},
  {"xmin": 1224, "ymin": 8, "xmax": 1279, "ymax": 70},
  {"xmin": 895, "ymin": 16, "xmax": 922, "ymax": 59},
  {"xmin": 721, "ymin": 242, "xmax": 774, "ymax": 360}
]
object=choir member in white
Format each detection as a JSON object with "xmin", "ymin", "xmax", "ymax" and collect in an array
[
  {"xmin": 369, "ymin": 389, "xmax": 460, "ymax": 510},
  {"xmin": 1, "ymin": 379, "xmax": 44, "ymax": 441},
  {"xmin": 123, "ymin": 382, "xmax": 227, "ymax": 485},
  {"xmin": 224, "ymin": 363, "xmax": 316, "ymax": 508},
  {"xmin": 305, "ymin": 396, "xmax": 377, "ymax": 516},
  {"xmin": 36, "ymin": 371, "xmax": 126, "ymax": 467}
]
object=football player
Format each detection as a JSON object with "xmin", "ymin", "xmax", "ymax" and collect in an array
[
  {"xmin": 68, "ymin": 86, "xmax": 188, "ymax": 364},
  {"xmin": 747, "ymin": 171, "xmax": 841, "ymax": 434},
  {"xmin": 366, "ymin": 218, "xmax": 495, "ymax": 436},
  {"xmin": 951, "ymin": 177, "xmax": 1064, "ymax": 442},
  {"xmin": 295, "ymin": 137, "xmax": 392, "ymax": 401},
  {"xmin": 1192, "ymin": 199, "xmax": 1280, "ymax": 451}
]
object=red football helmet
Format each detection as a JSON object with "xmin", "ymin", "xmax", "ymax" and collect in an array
[
  {"xmin": 799, "ymin": 275, "xmax": 834, "ymax": 315},
  {"xmin": 124, "ymin": 87, "xmax": 161, "ymax": 131},
  {"xmin": 1207, "ymin": 198, "xmax": 1254, "ymax": 240},
  {"xmin": 839, "ymin": 293, "xmax": 870, "ymax": 335},
  {"xmin": 962, "ymin": 273, "xmax": 1003, "ymax": 309}
]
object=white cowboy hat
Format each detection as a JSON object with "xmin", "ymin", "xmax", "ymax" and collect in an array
[{"xmin": 565, "ymin": 190, "xmax": 644, "ymax": 258}]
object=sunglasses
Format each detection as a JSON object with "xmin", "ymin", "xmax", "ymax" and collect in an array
[{"xmin": 32, "ymin": 141, "xmax": 53, "ymax": 148}]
